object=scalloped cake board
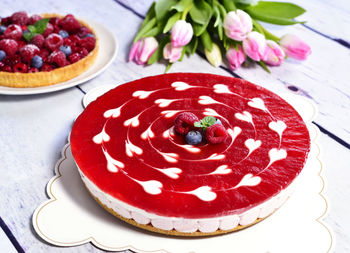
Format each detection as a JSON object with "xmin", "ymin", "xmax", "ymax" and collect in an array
[{"xmin": 32, "ymin": 90, "xmax": 334, "ymax": 253}]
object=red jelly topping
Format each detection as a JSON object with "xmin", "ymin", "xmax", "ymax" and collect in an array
[{"xmin": 70, "ymin": 73, "xmax": 310, "ymax": 219}]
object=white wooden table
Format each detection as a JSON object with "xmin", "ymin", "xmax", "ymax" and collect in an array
[{"xmin": 0, "ymin": 0, "xmax": 349, "ymax": 252}]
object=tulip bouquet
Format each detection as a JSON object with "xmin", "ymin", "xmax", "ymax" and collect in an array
[{"xmin": 129, "ymin": 0, "xmax": 311, "ymax": 72}]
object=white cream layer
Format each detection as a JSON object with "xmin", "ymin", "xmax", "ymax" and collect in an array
[{"xmin": 78, "ymin": 167, "xmax": 298, "ymax": 233}]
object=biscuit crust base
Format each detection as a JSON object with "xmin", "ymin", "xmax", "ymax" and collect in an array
[
  {"xmin": 0, "ymin": 14, "xmax": 99, "ymax": 88},
  {"xmin": 86, "ymin": 186, "xmax": 271, "ymax": 237}
]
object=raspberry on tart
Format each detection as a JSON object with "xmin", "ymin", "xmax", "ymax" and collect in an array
[
  {"xmin": 70, "ymin": 73, "xmax": 311, "ymax": 236},
  {"xmin": 0, "ymin": 12, "xmax": 98, "ymax": 88}
]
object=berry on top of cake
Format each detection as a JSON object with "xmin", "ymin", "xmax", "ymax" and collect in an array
[{"xmin": 0, "ymin": 11, "xmax": 98, "ymax": 88}]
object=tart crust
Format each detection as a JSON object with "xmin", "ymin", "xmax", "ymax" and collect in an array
[{"xmin": 0, "ymin": 14, "xmax": 99, "ymax": 88}]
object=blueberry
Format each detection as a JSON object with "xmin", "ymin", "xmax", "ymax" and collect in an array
[
  {"xmin": 185, "ymin": 131, "xmax": 202, "ymax": 145},
  {"xmin": 214, "ymin": 119, "xmax": 222, "ymax": 125},
  {"xmin": 31, "ymin": 55, "xmax": 43, "ymax": 69},
  {"xmin": 84, "ymin": 33, "xmax": 94, "ymax": 38},
  {"xmin": 0, "ymin": 25, "xmax": 6, "ymax": 35},
  {"xmin": 0, "ymin": 50, "xmax": 6, "ymax": 61},
  {"xmin": 58, "ymin": 30, "xmax": 69, "ymax": 38},
  {"xmin": 59, "ymin": 45, "xmax": 72, "ymax": 56}
]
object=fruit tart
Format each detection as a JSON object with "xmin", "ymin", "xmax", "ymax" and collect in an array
[{"xmin": 0, "ymin": 11, "xmax": 98, "ymax": 88}]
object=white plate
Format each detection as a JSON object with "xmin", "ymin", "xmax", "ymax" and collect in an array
[
  {"xmin": 32, "ymin": 93, "xmax": 334, "ymax": 253},
  {"xmin": 0, "ymin": 19, "xmax": 118, "ymax": 95}
]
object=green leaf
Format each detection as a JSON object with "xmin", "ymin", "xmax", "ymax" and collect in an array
[
  {"xmin": 218, "ymin": 24, "xmax": 223, "ymax": 40},
  {"xmin": 134, "ymin": 17, "xmax": 157, "ymax": 42},
  {"xmin": 140, "ymin": 2, "xmax": 156, "ymax": 30},
  {"xmin": 192, "ymin": 22, "xmax": 207, "ymax": 36},
  {"xmin": 189, "ymin": 0, "xmax": 212, "ymax": 25},
  {"xmin": 155, "ymin": 0, "xmax": 177, "ymax": 21},
  {"xmin": 143, "ymin": 26, "xmax": 162, "ymax": 37},
  {"xmin": 171, "ymin": 0, "xmax": 193, "ymax": 12},
  {"xmin": 186, "ymin": 36, "xmax": 198, "ymax": 55},
  {"xmin": 247, "ymin": 1, "xmax": 305, "ymax": 19},
  {"xmin": 163, "ymin": 12, "xmax": 181, "ymax": 33},
  {"xmin": 215, "ymin": 1, "xmax": 227, "ymax": 18},
  {"xmin": 212, "ymin": 4, "xmax": 221, "ymax": 27},
  {"xmin": 202, "ymin": 116, "xmax": 216, "ymax": 125},
  {"xmin": 196, "ymin": 116, "xmax": 217, "ymax": 130},
  {"xmin": 246, "ymin": 1, "xmax": 306, "ymax": 25},
  {"xmin": 23, "ymin": 31, "xmax": 35, "ymax": 42},
  {"xmin": 34, "ymin": 18, "xmax": 50, "ymax": 34},
  {"xmin": 222, "ymin": 0, "xmax": 237, "ymax": 12},
  {"xmin": 194, "ymin": 121, "xmax": 202, "ymax": 127},
  {"xmin": 200, "ymin": 30, "xmax": 213, "ymax": 52},
  {"xmin": 147, "ymin": 36, "xmax": 169, "ymax": 65},
  {"xmin": 27, "ymin": 25, "xmax": 36, "ymax": 33},
  {"xmin": 247, "ymin": 11, "xmax": 303, "ymax": 25}
]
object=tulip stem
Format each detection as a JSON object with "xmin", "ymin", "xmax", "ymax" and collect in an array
[
  {"xmin": 181, "ymin": 3, "xmax": 193, "ymax": 20},
  {"xmin": 255, "ymin": 20, "xmax": 280, "ymax": 43}
]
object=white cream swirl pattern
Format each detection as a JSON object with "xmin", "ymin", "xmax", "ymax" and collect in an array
[{"xmin": 91, "ymin": 81, "xmax": 288, "ymax": 204}]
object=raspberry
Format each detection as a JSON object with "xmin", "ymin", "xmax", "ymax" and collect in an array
[
  {"xmin": 2, "ymin": 65, "xmax": 12, "ymax": 72},
  {"xmin": 41, "ymin": 63, "xmax": 53, "ymax": 72},
  {"xmin": 45, "ymin": 33, "xmax": 63, "ymax": 51},
  {"xmin": 30, "ymin": 34, "xmax": 45, "ymax": 48},
  {"xmin": 77, "ymin": 27, "xmax": 91, "ymax": 38},
  {"xmin": 19, "ymin": 44, "xmax": 40, "ymax": 63},
  {"xmin": 0, "ymin": 62, "xmax": 4, "ymax": 68},
  {"xmin": 4, "ymin": 54, "xmax": 21, "ymax": 67},
  {"xmin": 11, "ymin": 11, "xmax": 29, "ymax": 26},
  {"xmin": 174, "ymin": 112, "xmax": 199, "ymax": 135},
  {"xmin": 17, "ymin": 40, "xmax": 26, "ymax": 50},
  {"xmin": 68, "ymin": 52, "xmax": 80, "ymax": 63},
  {"xmin": 13, "ymin": 62, "xmax": 28, "ymax": 73},
  {"xmin": 28, "ymin": 14, "xmax": 42, "ymax": 25},
  {"xmin": 49, "ymin": 17, "xmax": 60, "ymax": 26},
  {"xmin": 28, "ymin": 67, "xmax": 39, "ymax": 73},
  {"xmin": 42, "ymin": 23, "xmax": 54, "ymax": 37},
  {"xmin": 39, "ymin": 48, "xmax": 50, "ymax": 61},
  {"xmin": 0, "ymin": 39, "xmax": 18, "ymax": 56},
  {"xmin": 78, "ymin": 47, "xmax": 88, "ymax": 57},
  {"xmin": 59, "ymin": 14, "xmax": 81, "ymax": 33},
  {"xmin": 78, "ymin": 36, "xmax": 95, "ymax": 51},
  {"xmin": 1, "ymin": 17, "xmax": 11, "ymax": 26},
  {"xmin": 4, "ymin": 24, "xmax": 22, "ymax": 40},
  {"xmin": 63, "ymin": 38, "xmax": 73, "ymax": 47},
  {"xmin": 205, "ymin": 124, "xmax": 228, "ymax": 144},
  {"xmin": 68, "ymin": 35, "xmax": 80, "ymax": 46},
  {"xmin": 48, "ymin": 50, "xmax": 66, "ymax": 67}
]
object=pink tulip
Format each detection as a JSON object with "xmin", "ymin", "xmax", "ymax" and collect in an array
[
  {"xmin": 242, "ymin": 31, "xmax": 267, "ymax": 61},
  {"xmin": 129, "ymin": 37, "xmax": 158, "ymax": 65},
  {"xmin": 279, "ymin": 34, "xmax": 311, "ymax": 60},
  {"xmin": 223, "ymin": 10, "xmax": 253, "ymax": 41},
  {"xmin": 226, "ymin": 45, "xmax": 246, "ymax": 70},
  {"xmin": 163, "ymin": 43, "xmax": 183, "ymax": 63},
  {"xmin": 263, "ymin": 40, "xmax": 285, "ymax": 66},
  {"xmin": 171, "ymin": 20, "xmax": 193, "ymax": 47}
]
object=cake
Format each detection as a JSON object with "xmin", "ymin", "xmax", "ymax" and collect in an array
[
  {"xmin": 70, "ymin": 73, "xmax": 310, "ymax": 236},
  {"xmin": 0, "ymin": 11, "xmax": 98, "ymax": 87}
]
